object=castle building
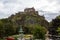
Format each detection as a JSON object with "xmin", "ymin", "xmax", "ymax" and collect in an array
[
  {"xmin": 15, "ymin": 7, "xmax": 38, "ymax": 16},
  {"xmin": 24, "ymin": 7, "xmax": 35, "ymax": 12},
  {"xmin": 24, "ymin": 7, "xmax": 38, "ymax": 15}
]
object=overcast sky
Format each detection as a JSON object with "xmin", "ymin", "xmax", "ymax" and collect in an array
[{"xmin": 0, "ymin": 0, "xmax": 60, "ymax": 22}]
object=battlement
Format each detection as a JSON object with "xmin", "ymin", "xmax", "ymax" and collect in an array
[{"xmin": 24, "ymin": 7, "xmax": 35, "ymax": 12}]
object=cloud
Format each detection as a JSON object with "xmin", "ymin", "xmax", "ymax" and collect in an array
[
  {"xmin": 44, "ymin": 13, "xmax": 60, "ymax": 22},
  {"xmin": 38, "ymin": 10, "xmax": 60, "ymax": 22},
  {"xmin": 0, "ymin": 0, "xmax": 60, "ymax": 22}
]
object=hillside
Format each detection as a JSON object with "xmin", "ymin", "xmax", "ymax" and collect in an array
[
  {"xmin": 0, "ymin": 7, "xmax": 49, "ymax": 38},
  {"xmin": 9, "ymin": 7, "xmax": 49, "ymax": 28}
]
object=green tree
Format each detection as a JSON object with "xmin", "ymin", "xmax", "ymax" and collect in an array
[
  {"xmin": 0, "ymin": 19, "xmax": 17, "ymax": 38},
  {"xmin": 0, "ymin": 21, "xmax": 5, "ymax": 38},
  {"xmin": 31, "ymin": 24, "xmax": 47, "ymax": 39},
  {"xmin": 57, "ymin": 27, "xmax": 60, "ymax": 35},
  {"xmin": 49, "ymin": 15, "xmax": 60, "ymax": 35}
]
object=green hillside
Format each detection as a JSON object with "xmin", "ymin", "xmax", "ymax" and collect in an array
[{"xmin": 0, "ymin": 8, "xmax": 49, "ymax": 39}]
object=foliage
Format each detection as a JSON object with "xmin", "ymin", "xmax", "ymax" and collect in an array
[
  {"xmin": 57, "ymin": 27, "xmax": 60, "ymax": 35},
  {"xmin": 0, "ymin": 19, "xmax": 17, "ymax": 38},
  {"xmin": 49, "ymin": 15, "xmax": 60, "ymax": 35},
  {"xmin": 0, "ymin": 9, "xmax": 49, "ymax": 38},
  {"xmin": 31, "ymin": 24, "xmax": 47, "ymax": 39},
  {"xmin": 0, "ymin": 38, "xmax": 5, "ymax": 40},
  {"xmin": 0, "ymin": 21, "xmax": 5, "ymax": 38}
]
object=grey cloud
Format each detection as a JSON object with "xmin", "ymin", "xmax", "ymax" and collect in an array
[
  {"xmin": 0, "ymin": 0, "xmax": 60, "ymax": 22},
  {"xmin": 39, "ymin": 10, "xmax": 60, "ymax": 22},
  {"xmin": 0, "ymin": 13, "xmax": 10, "ymax": 19},
  {"xmin": 48, "ymin": 0, "xmax": 60, "ymax": 4},
  {"xmin": 44, "ymin": 14, "xmax": 59, "ymax": 22}
]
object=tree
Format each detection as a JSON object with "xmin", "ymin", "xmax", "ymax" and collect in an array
[
  {"xmin": 0, "ymin": 19, "xmax": 17, "ymax": 38},
  {"xmin": 31, "ymin": 24, "xmax": 47, "ymax": 39},
  {"xmin": 0, "ymin": 7, "xmax": 49, "ymax": 38},
  {"xmin": 49, "ymin": 15, "xmax": 60, "ymax": 35},
  {"xmin": 0, "ymin": 21, "xmax": 5, "ymax": 38},
  {"xmin": 57, "ymin": 27, "xmax": 60, "ymax": 35}
]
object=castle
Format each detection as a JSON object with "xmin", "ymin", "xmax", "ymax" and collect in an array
[
  {"xmin": 9, "ymin": 7, "xmax": 45, "ymax": 19},
  {"xmin": 16, "ymin": 7, "xmax": 38, "ymax": 15}
]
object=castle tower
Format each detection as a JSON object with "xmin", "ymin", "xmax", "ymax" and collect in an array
[{"xmin": 24, "ymin": 7, "xmax": 38, "ymax": 15}]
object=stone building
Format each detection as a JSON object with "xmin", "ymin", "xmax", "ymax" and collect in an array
[{"xmin": 14, "ymin": 7, "xmax": 38, "ymax": 16}]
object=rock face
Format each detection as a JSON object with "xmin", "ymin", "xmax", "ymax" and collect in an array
[
  {"xmin": 8, "ymin": 7, "xmax": 49, "ymax": 34},
  {"xmin": 9, "ymin": 7, "xmax": 48, "ymax": 25}
]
